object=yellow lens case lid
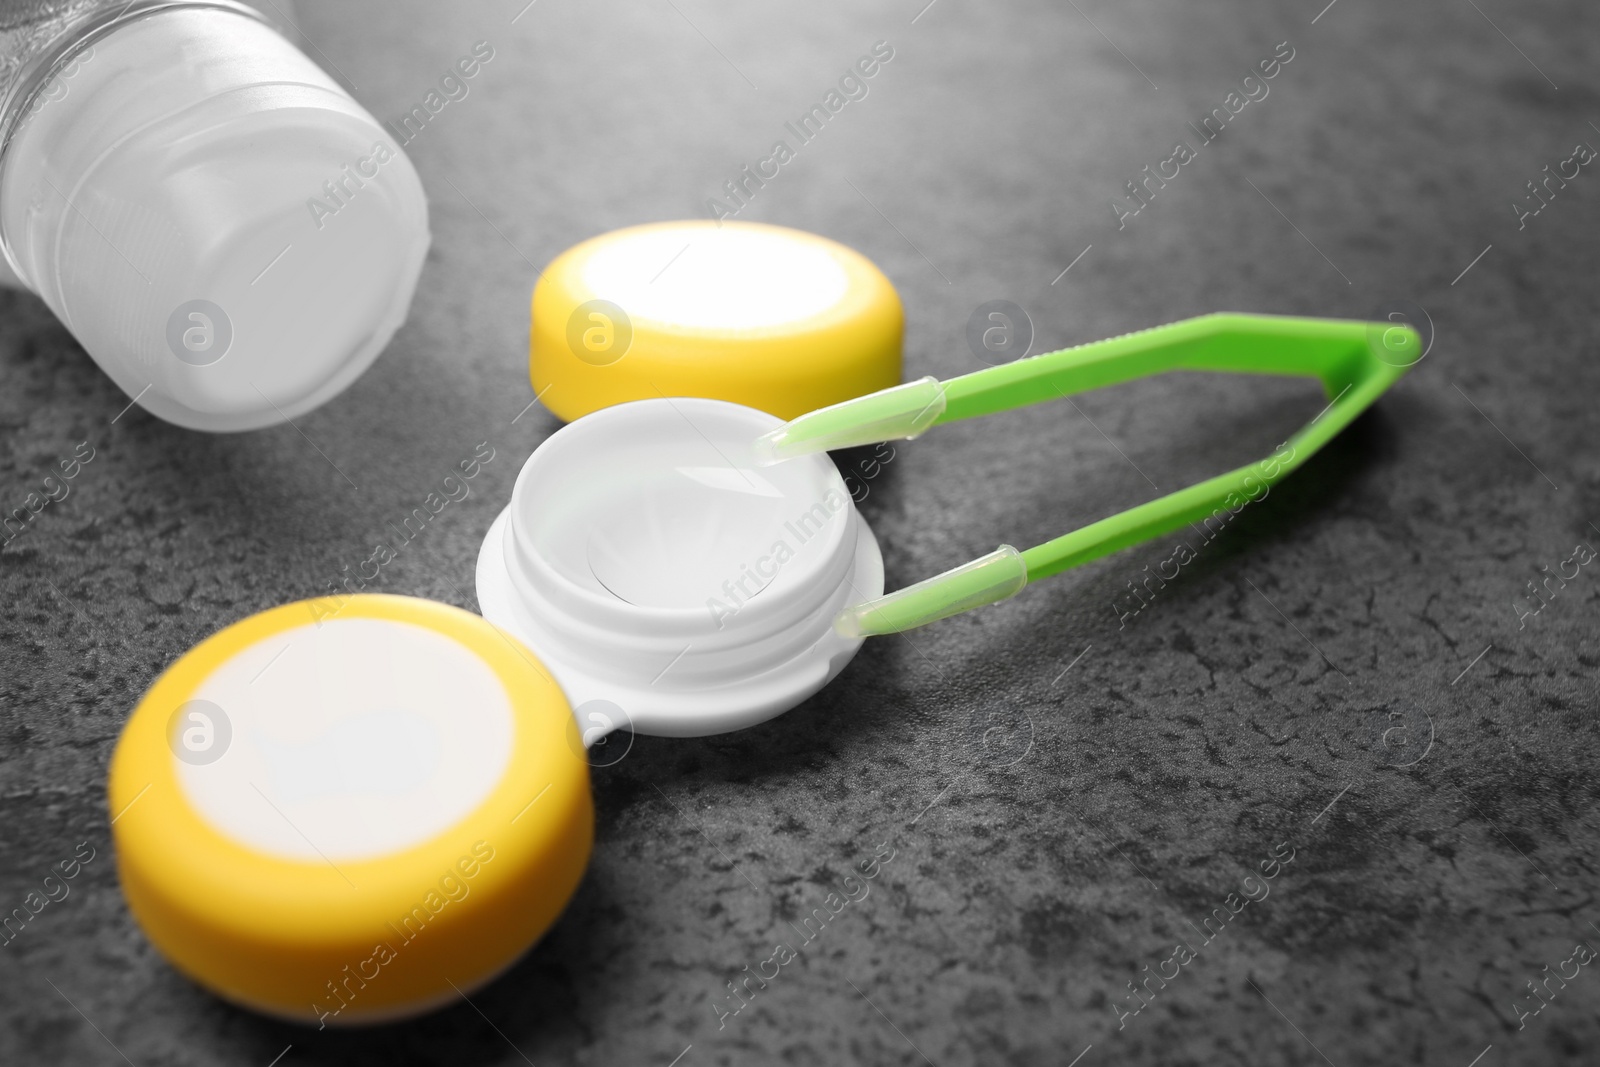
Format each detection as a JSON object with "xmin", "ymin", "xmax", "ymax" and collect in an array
[
  {"xmin": 531, "ymin": 220, "xmax": 904, "ymax": 421},
  {"xmin": 108, "ymin": 595, "xmax": 592, "ymax": 1026}
]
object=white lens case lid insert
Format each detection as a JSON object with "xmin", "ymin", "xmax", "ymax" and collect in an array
[{"xmin": 476, "ymin": 398, "xmax": 884, "ymax": 737}]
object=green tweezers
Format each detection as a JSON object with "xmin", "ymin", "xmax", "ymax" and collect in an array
[{"xmin": 755, "ymin": 312, "xmax": 1420, "ymax": 637}]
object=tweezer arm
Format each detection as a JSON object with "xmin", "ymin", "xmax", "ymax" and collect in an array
[
  {"xmin": 939, "ymin": 312, "xmax": 1390, "ymax": 422},
  {"xmin": 755, "ymin": 313, "xmax": 1418, "ymax": 637}
]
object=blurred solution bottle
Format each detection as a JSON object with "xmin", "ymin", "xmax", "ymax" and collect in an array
[{"xmin": 0, "ymin": 0, "xmax": 430, "ymax": 431}]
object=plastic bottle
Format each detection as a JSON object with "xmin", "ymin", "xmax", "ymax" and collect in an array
[{"xmin": 0, "ymin": 0, "xmax": 430, "ymax": 431}]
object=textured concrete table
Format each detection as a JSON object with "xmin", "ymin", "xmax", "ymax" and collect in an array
[{"xmin": 2, "ymin": 1, "xmax": 1596, "ymax": 1064}]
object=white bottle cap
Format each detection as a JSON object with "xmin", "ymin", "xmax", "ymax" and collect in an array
[{"xmin": 0, "ymin": 1, "xmax": 430, "ymax": 431}]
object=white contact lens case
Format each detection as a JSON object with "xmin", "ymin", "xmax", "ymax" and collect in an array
[{"xmin": 476, "ymin": 398, "xmax": 884, "ymax": 736}]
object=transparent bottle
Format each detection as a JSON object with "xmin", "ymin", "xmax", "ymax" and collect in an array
[{"xmin": 0, "ymin": 0, "xmax": 430, "ymax": 431}]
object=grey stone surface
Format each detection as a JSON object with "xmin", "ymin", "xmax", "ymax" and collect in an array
[{"xmin": 2, "ymin": 0, "xmax": 1598, "ymax": 1064}]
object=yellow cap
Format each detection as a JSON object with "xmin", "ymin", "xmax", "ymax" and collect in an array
[
  {"xmin": 108, "ymin": 595, "xmax": 592, "ymax": 1025},
  {"xmin": 531, "ymin": 220, "xmax": 904, "ymax": 421}
]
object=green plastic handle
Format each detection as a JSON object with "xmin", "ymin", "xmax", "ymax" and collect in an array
[{"xmin": 808, "ymin": 313, "xmax": 1419, "ymax": 636}]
